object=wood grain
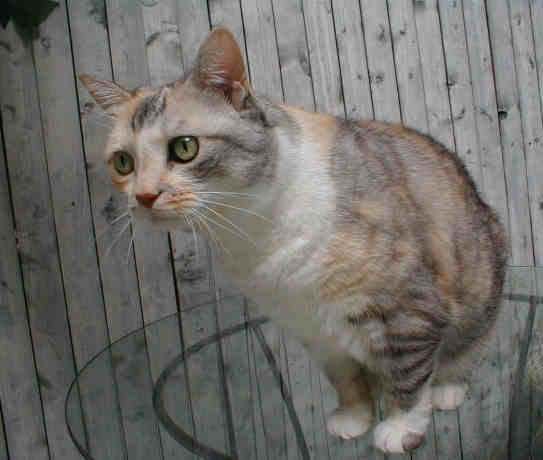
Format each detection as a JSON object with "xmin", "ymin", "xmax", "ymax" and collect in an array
[{"xmin": 0, "ymin": 39, "xmax": 50, "ymax": 459}]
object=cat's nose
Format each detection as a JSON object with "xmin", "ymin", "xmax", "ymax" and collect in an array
[{"xmin": 136, "ymin": 193, "xmax": 160, "ymax": 209}]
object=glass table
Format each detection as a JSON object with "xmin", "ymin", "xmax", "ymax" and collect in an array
[{"xmin": 66, "ymin": 267, "xmax": 543, "ymax": 459}]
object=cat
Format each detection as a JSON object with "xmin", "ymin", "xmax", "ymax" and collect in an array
[{"xmin": 80, "ymin": 28, "xmax": 508, "ymax": 454}]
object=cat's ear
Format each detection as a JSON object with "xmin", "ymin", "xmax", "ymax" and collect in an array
[
  {"xmin": 78, "ymin": 74, "xmax": 132, "ymax": 114},
  {"xmin": 190, "ymin": 28, "xmax": 251, "ymax": 111}
]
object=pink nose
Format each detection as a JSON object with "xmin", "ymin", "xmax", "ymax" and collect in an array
[{"xmin": 136, "ymin": 193, "xmax": 160, "ymax": 209}]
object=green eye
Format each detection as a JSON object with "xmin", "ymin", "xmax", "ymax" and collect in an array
[
  {"xmin": 113, "ymin": 151, "xmax": 134, "ymax": 175},
  {"xmin": 169, "ymin": 136, "xmax": 199, "ymax": 163}
]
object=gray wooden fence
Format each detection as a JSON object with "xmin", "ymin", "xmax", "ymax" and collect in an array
[{"xmin": 1, "ymin": 1, "xmax": 542, "ymax": 459}]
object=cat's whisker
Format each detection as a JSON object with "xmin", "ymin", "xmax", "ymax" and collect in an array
[
  {"xmin": 193, "ymin": 206, "xmax": 257, "ymax": 248},
  {"xmin": 190, "ymin": 209, "xmax": 230, "ymax": 257},
  {"xmin": 190, "ymin": 211, "xmax": 226, "ymax": 255},
  {"xmin": 102, "ymin": 218, "xmax": 131, "ymax": 261},
  {"xmin": 108, "ymin": 211, "xmax": 131, "ymax": 226},
  {"xmin": 196, "ymin": 198, "xmax": 273, "ymax": 223},
  {"xmin": 95, "ymin": 211, "xmax": 132, "ymax": 241},
  {"xmin": 197, "ymin": 191, "xmax": 259, "ymax": 199},
  {"xmin": 196, "ymin": 203, "xmax": 256, "ymax": 245},
  {"xmin": 185, "ymin": 215, "xmax": 199, "ymax": 260}
]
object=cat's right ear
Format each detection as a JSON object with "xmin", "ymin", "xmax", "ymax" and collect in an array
[
  {"xmin": 78, "ymin": 74, "xmax": 132, "ymax": 114},
  {"xmin": 190, "ymin": 28, "xmax": 251, "ymax": 111}
]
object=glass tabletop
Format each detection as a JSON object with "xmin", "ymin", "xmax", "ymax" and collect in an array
[{"xmin": 66, "ymin": 267, "xmax": 543, "ymax": 460}]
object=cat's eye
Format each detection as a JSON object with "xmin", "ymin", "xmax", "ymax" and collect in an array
[
  {"xmin": 112, "ymin": 151, "xmax": 134, "ymax": 175},
  {"xmin": 169, "ymin": 136, "xmax": 199, "ymax": 163}
]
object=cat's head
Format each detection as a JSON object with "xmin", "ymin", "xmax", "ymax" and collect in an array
[{"xmin": 80, "ymin": 28, "xmax": 275, "ymax": 228}]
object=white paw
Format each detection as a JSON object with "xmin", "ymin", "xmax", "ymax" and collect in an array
[
  {"xmin": 326, "ymin": 404, "xmax": 374, "ymax": 440},
  {"xmin": 373, "ymin": 414, "xmax": 427, "ymax": 454},
  {"xmin": 432, "ymin": 383, "xmax": 467, "ymax": 411}
]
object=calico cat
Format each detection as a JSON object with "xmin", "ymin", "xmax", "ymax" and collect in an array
[{"xmin": 80, "ymin": 28, "xmax": 508, "ymax": 454}]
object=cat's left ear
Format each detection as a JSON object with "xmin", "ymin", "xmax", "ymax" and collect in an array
[
  {"xmin": 78, "ymin": 74, "xmax": 132, "ymax": 114},
  {"xmin": 190, "ymin": 28, "xmax": 252, "ymax": 111}
]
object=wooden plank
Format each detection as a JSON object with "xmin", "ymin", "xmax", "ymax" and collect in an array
[
  {"xmin": 181, "ymin": 296, "xmax": 230, "ymax": 456},
  {"xmin": 412, "ymin": 0, "xmax": 454, "ymax": 147},
  {"xmin": 332, "ymin": 0, "xmax": 373, "ymax": 120},
  {"xmin": 387, "ymin": 0, "xmax": 427, "ymax": 130},
  {"xmin": 486, "ymin": 0, "xmax": 534, "ymax": 266},
  {"xmin": 0, "ymin": 402, "xmax": 8, "ymax": 460},
  {"xmin": 240, "ymin": 0, "xmax": 283, "ymax": 99},
  {"xmin": 437, "ymin": 0, "xmax": 483, "ymax": 184},
  {"xmin": 505, "ymin": 2, "xmax": 543, "ymax": 458},
  {"xmin": 271, "ymin": 0, "xmax": 314, "ymax": 112},
  {"xmin": 458, "ymin": 2, "xmax": 511, "ymax": 459},
  {"xmin": 302, "ymin": 0, "xmax": 344, "ymax": 117},
  {"xmin": 526, "ymin": 267, "xmax": 543, "ymax": 459},
  {"xmin": 0, "ymin": 16, "xmax": 96, "ymax": 460},
  {"xmin": 217, "ymin": 296, "xmax": 260, "ymax": 460},
  {"xmin": 0, "ymin": 61, "xmax": 50, "ymax": 460},
  {"xmin": 146, "ymin": 315, "xmax": 196, "ymax": 460},
  {"xmin": 141, "ymin": 0, "xmax": 184, "ymax": 87},
  {"xmin": 359, "ymin": 0, "xmax": 401, "ymax": 123},
  {"xmin": 485, "ymin": 2, "xmax": 539, "ymax": 459},
  {"xmin": 462, "ymin": 0, "xmax": 509, "ymax": 220},
  {"xmin": 528, "ymin": 0, "xmax": 543, "ymax": 266},
  {"xmin": 32, "ymin": 4, "xmax": 134, "ymax": 459}
]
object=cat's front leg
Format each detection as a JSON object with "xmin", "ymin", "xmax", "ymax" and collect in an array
[
  {"xmin": 303, "ymin": 341, "xmax": 376, "ymax": 440},
  {"xmin": 323, "ymin": 358, "xmax": 376, "ymax": 440}
]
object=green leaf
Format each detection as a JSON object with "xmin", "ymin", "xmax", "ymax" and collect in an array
[
  {"xmin": 1, "ymin": 0, "xmax": 59, "ymax": 43},
  {"xmin": 0, "ymin": 3, "xmax": 14, "ymax": 28},
  {"xmin": 15, "ymin": 0, "xmax": 59, "ymax": 27}
]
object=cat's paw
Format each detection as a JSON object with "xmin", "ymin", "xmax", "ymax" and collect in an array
[
  {"xmin": 373, "ymin": 414, "xmax": 427, "ymax": 454},
  {"xmin": 432, "ymin": 383, "xmax": 467, "ymax": 411},
  {"xmin": 326, "ymin": 404, "xmax": 374, "ymax": 440}
]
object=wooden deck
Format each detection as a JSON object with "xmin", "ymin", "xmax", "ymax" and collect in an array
[{"xmin": 0, "ymin": 1, "xmax": 542, "ymax": 459}]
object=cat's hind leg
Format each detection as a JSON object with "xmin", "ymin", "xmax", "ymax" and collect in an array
[
  {"xmin": 322, "ymin": 355, "xmax": 376, "ymax": 440},
  {"xmin": 374, "ymin": 383, "xmax": 433, "ymax": 454},
  {"xmin": 430, "ymin": 327, "xmax": 492, "ymax": 411},
  {"xmin": 369, "ymin": 311, "xmax": 441, "ymax": 453}
]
